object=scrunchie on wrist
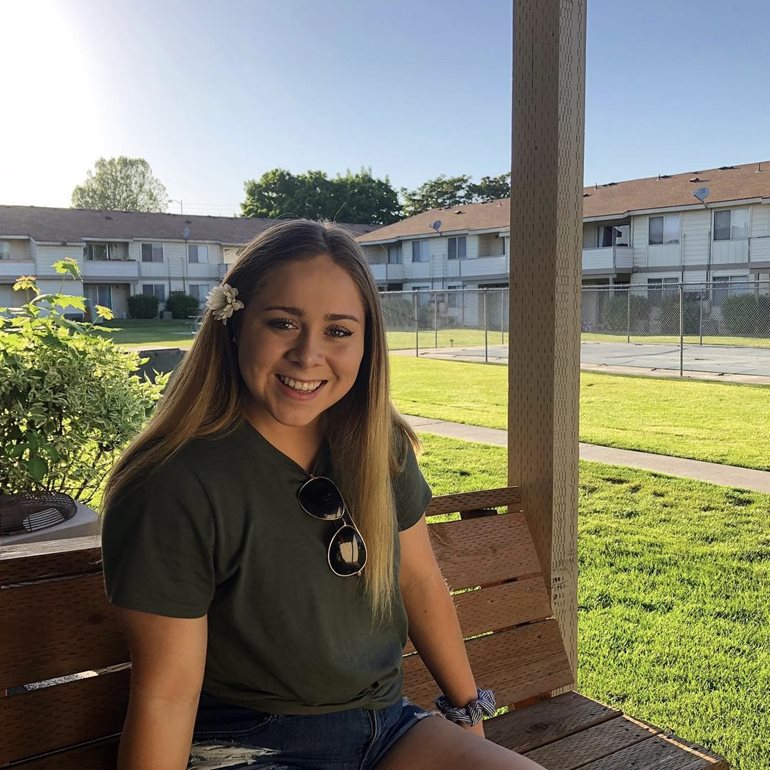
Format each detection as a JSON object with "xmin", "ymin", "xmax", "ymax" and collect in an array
[{"xmin": 434, "ymin": 688, "xmax": 496, "ymax": 726}]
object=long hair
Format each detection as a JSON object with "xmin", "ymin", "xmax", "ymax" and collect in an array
[{"xmin": 103, "ymin": 219, "xmax": 416, "ymax": 619}]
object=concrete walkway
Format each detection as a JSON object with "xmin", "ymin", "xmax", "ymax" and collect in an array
[{"xmin": 405, "ymin": 414, "xmax": 770, "ymax": 495}]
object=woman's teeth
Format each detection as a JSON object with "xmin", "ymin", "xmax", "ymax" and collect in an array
[{"xmin": 277, "ymin": 374, "xmax": 323, "ymax": 392}]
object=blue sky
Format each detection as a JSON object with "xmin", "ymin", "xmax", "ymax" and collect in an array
[{"xmin": 2, "ymin": 0, "xmax": 769, "ymax": 215}]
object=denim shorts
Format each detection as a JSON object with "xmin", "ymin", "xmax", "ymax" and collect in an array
[{"xmin": 187, "ymin": 692, "xmax": 436, "ymax": 770}]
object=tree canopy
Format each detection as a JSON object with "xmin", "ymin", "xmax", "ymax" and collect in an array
[
  {"xmin": 400, "ymin": 173, "xmax": 511, "ymax": 216},
  {"xmin": 71, "ymin": 157, "xmax": 169, "ymax": 212},
  {"xmin": 241, "ymin": 168, "xmax": 401, "ymax": 225}
]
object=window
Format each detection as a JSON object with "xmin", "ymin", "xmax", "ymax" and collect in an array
[
  {"xmin": 141, "ymin": 243, "xmax": 164, "ymax": 263},
  {"xmin": 387, "ymin": 244, "xmax": 402, "ymax": 264},
  {"xmin": 448, "ymin": 236, "xmax": 467, "ymax": 260},
  {"xmin": 712, "ymin": 275, "xmax": 751, "ymax": 303},
  {"xmin": 188, "ymin": 284, "xmax": 206, "ymax": 302},
  {"xmin": 447, "ymin": 284, "xmax": 462, "ymax": 308},
  {"xmin": 411, "ymin": 240, "xmax": 430, "ymax": 263},
  {"xmin": 647, "ymin": 277, "xmax": 678, "ymax": 301},
  {"xmin": 85, "ymin": 284, "xmax": 112, "ymax": 308},
  {"xmin": 0, "ymin": 241, "xmax": 10, "ymax": 260},
  {"xmin": 188, "ymin": 244, "xmax": 209, "ymax": 264},
  {"xmin": 142, "ymin": 283, "xmax": 166, "ymax": 302},
  {"xmin": 648, "ymin": 214, "xmax": 680, "ymax": 245},
  {"xmin": 713, "ymin": 209, "xmax": 749, "ymax": 241},
  {"xmin": 598, "ymin": 224, "xmax": 630, "ymax": 247}
]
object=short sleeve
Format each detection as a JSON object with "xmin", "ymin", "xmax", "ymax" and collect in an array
[
  {"xmin": 101, "ymin": 456, "xmax": 215, "ymax": 618},
  {"xmin": 392, "ymin": 443, "xmax": 432, "ymax": 532}
]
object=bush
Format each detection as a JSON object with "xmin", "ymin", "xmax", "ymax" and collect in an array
[
  {"xmin": 600, "ymin": 294, "xmax": 649, "ymax": 334},
  {"xmin": 165, "ymin": 291, "xmax": 200, "ymax": 319},
  {"xmin": 721, "ymin": 294, "xmax": 770, "ymax": 336},
  {"xmin": 0, "ymin": 261, "xmax": 166, "ymax": 506},
  {"xmin": 127, "ymin": 293, "xmax": 159, "ymax": 319},
  {"xmin": 659, "ymin": 298, "xmax": 701, "ymax": 335}
]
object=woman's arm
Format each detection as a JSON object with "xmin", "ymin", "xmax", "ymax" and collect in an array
[
  {"xmin": 399, "ymin": 517, "xmax": 485, "ymax": 738},
  {"xmin": 115, "ymin": 608, "xmax": 208, "ymax": 769}
]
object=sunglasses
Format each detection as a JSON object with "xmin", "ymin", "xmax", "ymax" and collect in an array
[{"xmin": 297, "ymin": 476, "xmax": 368, "ymax": 577}]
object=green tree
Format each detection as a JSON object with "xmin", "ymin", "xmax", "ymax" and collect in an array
[
  {"xmin": 71, "ymin": 156, "xmax": 169, "ymax": 212},
  {"xmin": 466, "ymin": 173, "xmax": 511, "ymax": 202},
  {"xmin": 400, "ymin": 175, "xmax": 471, "ymax": 217},
  {"xmin": 241, "ymin": 168, "xmax": 401, "ymax": 225}
]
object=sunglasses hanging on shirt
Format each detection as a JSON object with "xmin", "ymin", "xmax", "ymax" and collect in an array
[{"xmin": 297, "ymin": 476, "xmax": 368, "ymax": 577}]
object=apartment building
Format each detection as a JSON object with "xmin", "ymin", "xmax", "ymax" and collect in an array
[
  {"xmin": 357, "ymin": 160, "xmax": 770, "ymax": 297},
  {"xmin": 0, "ymin": 207, "xmax": 377, "ymax": 317}
]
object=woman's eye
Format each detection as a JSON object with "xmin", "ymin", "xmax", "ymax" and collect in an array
[
  {"xmin": 327, "ymin": 326, "xmax": 353, "ymax": 338},
  {"xmin": 267, "ymin": 318, "xmax": 297, "ymax": 331}
]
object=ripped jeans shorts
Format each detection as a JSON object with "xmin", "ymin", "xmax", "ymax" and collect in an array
[{"xmin": 187, "ymin": 692, "xmax": 436, "ymax": 770}]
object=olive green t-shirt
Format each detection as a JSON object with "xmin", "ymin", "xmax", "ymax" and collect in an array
[{"xmin": 101, "ymin": 420, "xmax": 431, "ymax": 714}]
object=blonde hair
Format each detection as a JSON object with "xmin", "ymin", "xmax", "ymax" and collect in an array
[{"xmin": 103, "ymin": 219, "xmax": 416, "ymax": 620}]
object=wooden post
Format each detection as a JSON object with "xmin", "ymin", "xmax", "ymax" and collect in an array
[{"xmin": 508, "ymin": 0, "xmax": 586, "ymax": 685}]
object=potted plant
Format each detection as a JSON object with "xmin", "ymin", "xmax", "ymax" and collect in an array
[{"xmin": 0, "ymin": 259, "xmax": 166, "ymax": 541}]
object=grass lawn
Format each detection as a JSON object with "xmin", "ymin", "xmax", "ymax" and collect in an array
[
  {"xmin": 387, "ymin": 328, "xmax": 508, "ymax": 350},
  {"xmin": 419, "ymin": 433, "xmax": 770, "ymax": 770},
  {"xmin": 96, "ymin": 318, "xmax": 196, "ymax": 350},
  {"xmin": 583, "ymin": 332, "xmax": 770, "ymax": 349},
  {"xmin": 391, "ymin": 356, "xmax": 770, "ymax": 471}
]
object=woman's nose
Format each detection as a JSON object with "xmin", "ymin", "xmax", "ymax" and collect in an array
[{"xmin": 288, "ymin": 331, "xmax": 323, "ymax": 367}]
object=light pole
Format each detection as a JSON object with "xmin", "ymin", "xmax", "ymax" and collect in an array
[{"xmin": 169, "ymin": 199, "xmax": 184, "ymax": 215}]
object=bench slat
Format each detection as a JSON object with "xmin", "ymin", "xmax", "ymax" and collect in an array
[
  {"xmin": 483, "ymin": 691, "xmax": 621, "ymax": 753},
  {"xmin": 0, "ymin": 669, "xmax": 129, "ymax": 765},
  {"xmin": 428, "ymin": 512, "xmax": 542, "ymax": 589},
  {"xmin": 404, "ymin": 577, "xmax": 552, "ymax": 655},
  {"xmin": 0, "ymin": 537, "xmax": 102, "ymax": 586},
  {"xmin": 576, "ymin": 734, "xmax": 729, "ymax": 770},
  {"xmin": 424, "ymin": 487, "xmax": 521, "ymax": 517},
  {"xmin": 0, "ymin": 574, "xmax": 128, "ymax": 690},
  {"xmin": 523, "ymin": 715, "xmax": 661, "ymax": 769},
  {"xmin": 403, "ymin": 620, "xmax": 573, "ymax": 710},
  {"xmin": 1, "ymin": 738, "xmax": 119, "ymax": 770}
]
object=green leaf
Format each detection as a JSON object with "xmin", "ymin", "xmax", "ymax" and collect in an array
[
  {"xmin": 41, "ymin": 443, "xmax": 61, "ymax": 463},
  {"xmin": 27, "ymin": 455, "xmax": 48, "ymax": 482},
  {"xmin": 13, "ymin": 275, "xmax": 39, "ymax": 294},
  {"xmin": 94, "ymin": 304, "xmax": 114, "ymax": 321},
  {"xmin": 52, "ymin": 294, "xmax": 86, "ymax": 312},
  {"xmin": 52, "ymin": 258, "xmax": 81, "ymax": 280}
]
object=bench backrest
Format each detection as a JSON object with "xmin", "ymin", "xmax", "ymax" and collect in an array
[{"xmin": 0, "ymin": 486, "xmax": 572, "ymax": 768}]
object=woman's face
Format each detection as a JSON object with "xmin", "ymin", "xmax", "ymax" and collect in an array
[{"xmin": 237, "ymin": 253, "xmax": 366, "ymax": 447}]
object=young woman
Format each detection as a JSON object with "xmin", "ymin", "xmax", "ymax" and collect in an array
[{"xmin": 101, "ymin": 220, "xmax": 545, "ymax": 770}]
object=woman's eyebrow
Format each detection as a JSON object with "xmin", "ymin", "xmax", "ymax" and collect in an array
[{"xmin": 263, "ymin": 306, "xmax": 361, "ymax": 323}]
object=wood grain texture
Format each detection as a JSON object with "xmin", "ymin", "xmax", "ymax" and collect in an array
[
  {"xmin": 424, "ymin": 487, "xmax": 521, "ymax": 517},
  {"xmin": 0, "ymin": 669, "xmax": 128, "ymax": 764},
  {"xmin": 524, "ymin": 715, "xmax": 660, "ymax": 769},
  {"xmin": 428, "ymin": 512, "xmax": 542, "ymax": 589},
  {"xmin": 2, "ymin": 738, "xmax": 119, "ymax": 770},
  {"xmin": 483, "ymin": 691, "xmax": 620, "ymax": 753},
  {"xmin": 403, "ymin": 577, "xmax": 552, "ymax": 655},
  {"xmin": 0, "ymin": 536, "xmax": 102, "ymax": 586},
  {"xmin": 403, "ymin": 620, "xmax": 573, "ymax": 710},
  {"xmin": 578, "ymin": 733, "xmax": 729, "ymax": 770},
  {"xmin": 0, "ymin": 574, "xmax": 128, "ymax": 689},
  {"xmin": 509, "ymin": 0, "xmax": 585, "ymax": 689}
]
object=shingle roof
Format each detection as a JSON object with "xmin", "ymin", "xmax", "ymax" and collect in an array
[
  {"xmin": 0, "ymin": 206, "xmax": 379, "ymax": 244},
  {"xmin": 357, "ymin": 160, "xmax": 770, "ymax": 243}
]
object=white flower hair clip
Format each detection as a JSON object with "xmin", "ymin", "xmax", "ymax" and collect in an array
[{"xmin": 206, "ymin": 283, "xmax": 244, "ymax": 324}]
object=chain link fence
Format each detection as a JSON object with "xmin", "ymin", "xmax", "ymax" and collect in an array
[
  {"xmin": 581, "ymin": 280, "xmax": 770, "ymax": 344},
  {"xmin": 383, "ymin": 281, "xmax": 770, "ymax": 376},
  {"xmin": 381, "ymin": 288, "xmax": 509, "ymax": 362}
]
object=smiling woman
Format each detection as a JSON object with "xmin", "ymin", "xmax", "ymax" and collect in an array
[{"xmin": 0, "ymin": 1, "xmax": 103, "ymax": 205}]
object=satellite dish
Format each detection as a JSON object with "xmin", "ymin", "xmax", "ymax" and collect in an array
[
  {"xmin": 693, "ymin": 187, "xmax": 711, "ymax": 204},
  {"xmin": 430, "ymin": 220, "xmax": 442, "ymax": 234},
  {"xmin": 182, "ymin": 225, "xmax": 191, "ymax": 240}
]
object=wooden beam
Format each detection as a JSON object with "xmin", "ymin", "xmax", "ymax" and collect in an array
[{"xmin": 508, "ymin": 0, "xmax": 586, "ymax": 684}]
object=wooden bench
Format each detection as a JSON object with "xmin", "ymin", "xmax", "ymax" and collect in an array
[{"xmin": 1, "ymin": 487, "xmax": 729, "ymax": 769}]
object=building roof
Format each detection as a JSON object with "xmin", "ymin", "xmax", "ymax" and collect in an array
[
  {"xmin": 0, "ymin": 206, "xmax": 379, "ymax": 244},
  {"xmin": 358, "ymin": 160, "xmax": 770, "ymax": 243}
]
